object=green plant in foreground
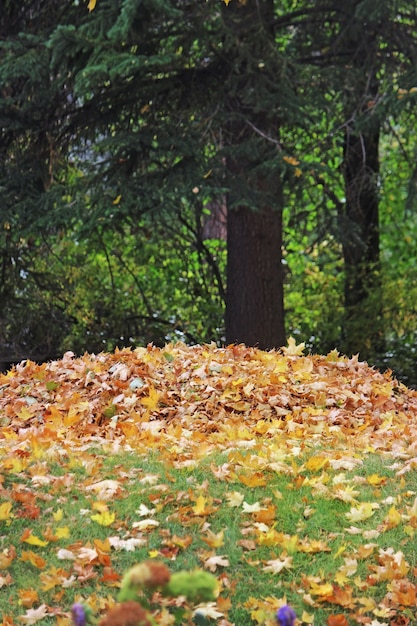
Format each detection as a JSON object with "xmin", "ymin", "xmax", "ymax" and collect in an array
[{"xmin": 72, "ymin": 560, "xmax": 218, "ymax": 626}]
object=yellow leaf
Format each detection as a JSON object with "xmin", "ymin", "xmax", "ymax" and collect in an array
[
  {"xmin": 334, "ymin": 571, "xmax": 349, "ymax": 586},
  {"xmin": 4, "ymin": 457, "xmax": 27, "ymax": 473},
  {"xmin": 22, "ymin": 533, "xmax": 49, "ymax": 547},
  {"xmin": 301, "ymin": 611, "xmax": 315, "ymax": 624},
  {"xmin": 0, "ymin": 502, "xmax": 13, "ymax": 521},
  {"xmin": 91, "ymin": 511, "xmax": 115, "ymax": 526},
  {"xmin": 283, "ymin": 155, "xmax": 300, "ymax": 166},
  {"xmin": 239, "ymin": 472, "xmax": 267, "ymax": 487},
  {"xmin": 16, "ymin": 406, "xmax": 34, "ymax": 421},
  {"xmin": 112, "ymin": 194, "xmax": 122, "ymax": 205},
  {"xmin": 304, "ymin": 456, "xmax": 329, "ymax": 472},
  {"xmin": 87, "ymin": 0, "xmax": 97, "ymax": 11},
  {"xmin": 383, "ymin": 505, "xmax": 402, "ymax": 529},
  {"xmin": 367, "ymin": 474, "xmax": 386, "ymax": 486},
  {"xmin": 52, "ymin": 509, "xmax": 63, "ymax": 522},
  {"xmin": 140, "ymin": 386, "xmax": 161, "ymax": 411},
  {"xmin": 55, "ymin": 527, "xmax": 70, "ymax": 539},
  {"xmin": 192, "ymin": 495, "xmax": 207, "ymax": 515},
  {"xmin": 281, "ymin": 336, "xmax": 305, "ymax": 356},
  {"xmin": 309, "ymin": 581, "xmax": 333, "ymax": 596},
  {"xmin": 333, "ymin": 545, "xmax": 347, "ymax": 559},
  {"xmin": 148, "ymin": 549, "xmax": 159, "ymax": 558},
  {"xmin": 202, "ymin": 529, "xmax": 224, "ymax": 548},
  {"xmin": 92, "ymin": 501, "xmax": 109, "ymax": 513},
  {"xmin": 345, "ymin": 502, "xmax": 378, "ymax": 523}
]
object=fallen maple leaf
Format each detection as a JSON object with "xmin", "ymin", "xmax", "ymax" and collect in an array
[
  {"xmin": 18, "ymin": 589, "xmax": 39, "ymax": 609},
  {"xmin": 203, "ymin": 555, "xmax": 229, "ymax": 572},
  {"xmin": 20, "ymin": 551, "xmax": 46, "ymax": 569},
  {"xmin": 0, "ymin": 546, "xmax": 16, "ymax": 569},
  {"xmin": 19, "ymin": 604, "xmax": 49, "ymax": 625},
  {"xmin": 242, "ymin": 501, "xmax": 262, "ymax": 513},
  {"xmin": 282, "ymin": 336, "xmax": 305, "ymax": 356},
  {"xmin": 140, "ymin": 386, "xmax": 161, "ymax": 411},
  {"xmin": 0, "ymin": 502, "xmax": 13, "ymax": 521},
  {"xmin": 193, "ymin": 603, "xmax": 224, "ymax": 620},
  {"xmin": 90, "ymin": 510, "xmax": 115, "ymax": 526},
  {"xmin": 201, "ymin": 529, "xmax": 225, "ymax": 548},
  {"xmin": 328, "ymin": 616, "xmax": 349, "ymax": 626},
  {"xmin": 20, "ymin": 531, "xmax": 48, "ymax": 547},
  {"xmin": 0, "ymin": 572, "xmax": 13, "ymax": 588},
  {"xmin": 345, "ymin": 502, "xmax": 379, "ymax": 522},
  {"xmin": 263, "ymin": 555, "xmax": 293, "ymax": 574}
]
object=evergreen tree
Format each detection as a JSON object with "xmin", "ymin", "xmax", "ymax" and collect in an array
[
  {"xmin": 48, "ymin": 0, "xmax": 303, "ymax": 350},
  {"xmin": 0, "ymin": 0, "xmax": 81, "ymax": 359},
  {"xmin": 289, "ymin": 0, "xmax": 417, "ymax": 358}
]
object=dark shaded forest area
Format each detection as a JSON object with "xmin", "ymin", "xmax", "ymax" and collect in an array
[{"xmin": 1, "ymin": 0, "xmax": 417, "ymax": 385}]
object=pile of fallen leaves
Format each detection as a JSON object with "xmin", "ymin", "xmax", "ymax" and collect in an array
[{"xmin": 1, "ymin": 340, "xmax": 417, "ymax": 464}]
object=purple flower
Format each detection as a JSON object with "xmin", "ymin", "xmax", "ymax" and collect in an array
[
  {"xmin": 276, "ymin": 605, "xmax": 297, "ymax": 626},
  {"xmin": 71, "ymin": 603, "xmax": 87, "ymax": 626}
]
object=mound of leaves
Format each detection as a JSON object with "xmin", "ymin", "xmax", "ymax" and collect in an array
[{"xmin": 1, "ymin": 340, "xmax": 417, "ymax": 462}]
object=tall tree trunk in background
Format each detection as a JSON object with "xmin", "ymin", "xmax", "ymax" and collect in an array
[
  {"xmin": 222, "ymin": 0, "xmax": 286, "ymax": 350},
  {"xmin": 342, "ymin": 112, "xmax": 382, "ymax": 357},
  {"xmin": 337, "ymin": 2, "xmax": 384, "ymax": 359}
]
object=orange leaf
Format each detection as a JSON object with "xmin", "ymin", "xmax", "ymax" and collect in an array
[
  {"xmin": 328, "ymin": 616, "xmax": 349, "ymax": 626},
  {"xmin": 20, "ymin": 551, "xmax": 46, "ymax": 569},
  {"xmin": 99, "ymin": 566, "xmax": 121, "ymax": 585},
  {"xmin": 0, "ymin": 546, "xmax": 16, "ymax": 569},
  {"xmin": 94, "ymin": 538, "xmax": 111, "ymax": 553},
  {"xmin": 238, "ymin": 472, "xmax": 267, "ymax": 488},
  {"xmin": 20, "ymin": 530, "xmax": 48, "ymax": 547},
  {"xmin": 18, "ymin": 589, "xmax": 39, "ymax": 609},
  {"xmin": 171, "ymin": 534, "xmax": 193, "ymax": 550},
  {"xmin": 253, "ymin": 504, "xmax": 276, "ymax": 524}
]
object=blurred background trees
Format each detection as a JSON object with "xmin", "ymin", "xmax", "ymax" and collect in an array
[{"xmin": 1, "ymin": 0, "xmax": 417, "ymax": 386}]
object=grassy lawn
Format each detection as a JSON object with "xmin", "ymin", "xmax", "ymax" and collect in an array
[{"xmin": 1, "ymin": 342, "xmax": 417, "ymax": 625}]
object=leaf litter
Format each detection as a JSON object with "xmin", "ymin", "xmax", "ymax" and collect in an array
[
  {"xmin": 1, "ymin": 341, "xmax": 417, "ymax": 625},
  {"xmin": 1, "ymin": 342, "xmax": 416, "ymax": 461}
]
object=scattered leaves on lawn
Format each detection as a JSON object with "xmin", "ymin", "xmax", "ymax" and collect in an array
[{"xmin": 1, "ymin": 341, "xmax": 417, "ymax": 624}]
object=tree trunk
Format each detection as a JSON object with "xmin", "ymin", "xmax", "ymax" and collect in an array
[
  {"xmin": 222, "ymin": 0, "xmax": 286, "ymax": 350},
  {"xmin": 337, "ymin": 4, "xmax": 384, "ymax": 358},
  {"xmin": 226, "ymin": 198, "xmax": 285, "ymax": 350},
  {"xmin": 342, "ymin": 124, "xmax": 380, "ymax": 303}
]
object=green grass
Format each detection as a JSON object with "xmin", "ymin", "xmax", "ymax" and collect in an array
[{"xmin": 1, "ymin": 445, "xmax": 416, "ymax": 625}]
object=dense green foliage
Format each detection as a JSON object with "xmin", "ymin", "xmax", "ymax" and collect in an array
[{"xmin": 1, "ymin": 0, "xmax": 417, "ymax": 384}]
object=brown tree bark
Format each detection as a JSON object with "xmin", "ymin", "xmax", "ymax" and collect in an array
[
  {"xmin": 222, "ymin": 0, "xmax": 286, "ymax": 350},
  {"xmin": 226, "ymin": 191, "xmax": 285, "ymax": 350},
  {"xmin": 338, "ymin": 14, "xmax": 384, "ymax": 357}
]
